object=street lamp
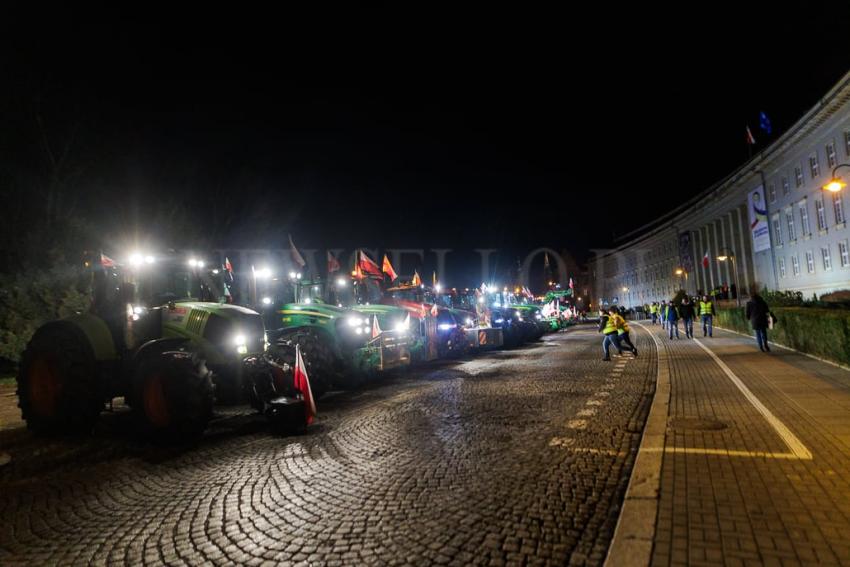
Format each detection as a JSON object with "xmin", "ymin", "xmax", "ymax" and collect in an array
[
  {"xmin": 716, "ymin": 250, "xmax": 740, "ymax": 307},
  {"xmin": 674, "ymin": 267, "xmax": 688, "ymax": 293},
  {"xmin": 823, "ymin": 163, "xmax": 850, "ymax": 192}
]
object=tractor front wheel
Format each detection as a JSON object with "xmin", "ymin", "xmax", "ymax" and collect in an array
[
  {"xmin": 132, "ymin": 352, "xmax": 214, "ymax": 440},
  {"xmin": 17, "ymin": 323, "xmax": 103, "ymax": 434}
]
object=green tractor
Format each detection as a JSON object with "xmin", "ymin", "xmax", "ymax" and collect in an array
[
  {"xmin": 256, "ymin": 273, "xmax": 411, "ymax": 397},
  {"xmin": 16, "ymin": 251, "xmax": 305, "ymax": 439}
]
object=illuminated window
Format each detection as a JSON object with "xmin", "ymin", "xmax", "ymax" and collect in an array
[
  {"xmin": 791, "ymin": 255, "xmax": 800, "ymax": 276},
  {"xmin": 816, "ymin": 198, "xmax": 827, "ymax": 231},
  {"xmin": 785, "ymin": 209, "xmax": 796, "ymax": 241},
  {"xmin": 768, "ymin": 183, "xmax": 777, "ymax": 203},
  {"xmin": 806, "ymin": 250, "xmax": 815, "ymax": 273},
  {"xmin": 809, "ymin": 154, "xmax": 820, "ymax": 178},
  {"xmin": 827, "ymin": 142, "xmax": 837, "ymax": 168},
  {"xmin": 782, "ymin": 176, "xmax": 790, "ymax": 196},
  {"xmin": 795, "ymin": 166, "xmax": 804, "ymax": 188},
  {"xmin": 834, "ymin": 192, "xmax": 845, "ymax": 225},
  {"xmin": 840, "ymin": 240, "xmax": 850, "ymax": 268}
]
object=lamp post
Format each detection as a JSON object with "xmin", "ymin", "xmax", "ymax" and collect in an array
[
  {"xmin": 823, "ymin": 163, "xmax": 850, "ymax": 193},
  {"xmin": 715, "ymin": 250, "xmax": 740, "ymax": 307},
  {"xmin": 674, "ymin": 267, "xmax": 688, "ymax": 294},
  {"xmin": 622, "ymin": 286, "xmax": 630, "ymax": 309}
]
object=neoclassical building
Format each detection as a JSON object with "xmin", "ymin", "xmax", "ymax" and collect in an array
[{"xmin": 591, "ymin": 70, "xmax": 850, "ymax": 307}]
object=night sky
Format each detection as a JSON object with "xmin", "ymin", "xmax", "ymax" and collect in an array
[{"xmin": 3, "ymin": 10, "xmax": 850, "ymax": 285}]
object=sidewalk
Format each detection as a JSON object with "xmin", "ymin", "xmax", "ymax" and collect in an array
[{"xmin": 637, "ymin": 321, "xmax": 850, "ymax": 565}]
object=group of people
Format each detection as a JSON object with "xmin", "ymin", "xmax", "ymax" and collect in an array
[
  {"xmin": 648, "ymin": 295, "xmax": 716, "ymax": 340},
  {"xmin": 597, "ymin": 306, "xmax": 638, "ymax": 361}
]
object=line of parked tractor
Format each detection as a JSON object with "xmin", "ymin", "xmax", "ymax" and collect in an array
[{"xmin": 15, "ymin": 249, "xmax": 577, "ymax": 439}]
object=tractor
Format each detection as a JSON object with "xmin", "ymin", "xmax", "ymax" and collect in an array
[
  {"xmin": 427, "ymin": 286, "xmax": 504, "ymax": 350},
  {"xmin": 255, "ymin": 272, "xmax": 411, "ymax": 397},
  {"xmin": 16, "ymin": 251, "xmax": 305, "ymax": 439}
]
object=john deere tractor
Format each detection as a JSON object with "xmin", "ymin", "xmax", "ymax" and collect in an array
[
  {"xmin": 16, "ymin": 251, "xmax": 304, "ymax": 439},
  {"xmin": 429, "ymin": 287, "xmax": 504, "ymax": 350},
  {"xmin": 256, "ymin": 273, "xmax": 411, "ymax": 397}
]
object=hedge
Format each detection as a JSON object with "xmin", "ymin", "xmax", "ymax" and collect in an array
[{"xmin": 715, "ymin": 306, "xmax": 850, "ymax": 367}]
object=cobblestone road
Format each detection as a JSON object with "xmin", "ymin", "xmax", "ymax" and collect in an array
[{"xmin": 0, "ymin": 327, "xmax": 656, "ymax": 566}]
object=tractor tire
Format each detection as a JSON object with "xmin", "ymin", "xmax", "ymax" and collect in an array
[
  {"xmin": 17, "ymin": 322, "xmax": 103, "ymax": 434},
  {"xmin": 272, "ymin": 330, "xmax": 332, "ymax": 399},
  {"xmin": 132, "ymin": 351, "xmax": 214, "ymax": 441}
]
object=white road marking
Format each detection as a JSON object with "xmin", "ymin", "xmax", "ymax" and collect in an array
[{"xmin": 693, "ymin": 338, "xmax": 812, "ymax": 460}]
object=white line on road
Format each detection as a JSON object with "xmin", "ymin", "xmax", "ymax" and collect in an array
[{"xmin": 693, "ymin": 338, "xmax": 812, "ymax": 460}]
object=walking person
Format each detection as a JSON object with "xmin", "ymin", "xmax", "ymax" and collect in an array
[
  {"xmin": 665, "ymin": 300, "xmax": 680, "ymax": 339},
  {"xmin": 610, "ymin": 307, "xmax": 638, "ymax": 356},
  {"xmin": 660, "ymin": 300, "xmax": 668, "ymax": 330},
  {"xmin": 699, "ymin": 294, "xmax": 715, "ymax": 337},
  {"xmin": 745, "ymin": 290, "xmax": 774, "ymax": 352},
  {"xmin": 598, "ymin": 308, "xmax": 624, "ymax": 361},
  {"xmin": 679, "ymin": 296, "xmax": 696, "ymax": 339},
  {"xmin": 650, "ymin": 301, "xmax": 658, "ymax": 325}
]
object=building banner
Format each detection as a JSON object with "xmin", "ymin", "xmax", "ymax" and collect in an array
[{"xmin": 747, "ymin": 185, "xmax": 771, "ymax": 253}]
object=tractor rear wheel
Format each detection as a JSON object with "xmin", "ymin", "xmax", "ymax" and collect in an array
[
  {"xmin": 132, "ymin": 352, "xmax": 214, "ymax": 440},
  {"xmin": 271, "ymin": 330, "xmax": 332, "ymax": 399},
  {"xmin": 17, "ymin": 323, "xmax": 103, "ymax": 433}
]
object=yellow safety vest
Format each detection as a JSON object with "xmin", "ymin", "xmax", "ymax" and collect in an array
[
  {"xmin": 617, "ymin": 318, "xmax": 630, "ymax": 335},
  {"xmin": 602, "ymin": 315, "xmax": 618, "ymax": 334},
  {"xmin": 650, "ymin": 305, "xmax": 657, "ymax": 314},
  {"xmin": 699, "ymin": 301, "xmax": 713, "ymax": 315}
]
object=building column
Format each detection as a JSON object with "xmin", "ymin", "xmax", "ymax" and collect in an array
[{"xmin": 734, "ymin": 206, "xmax": 752, "ymax": 295}]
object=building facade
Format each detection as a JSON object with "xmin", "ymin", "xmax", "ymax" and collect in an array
[{"xmin": 591, "ymin": 71, "xmax": 850, "ymax": 307}]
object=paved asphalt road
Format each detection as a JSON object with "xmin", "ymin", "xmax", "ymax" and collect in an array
[{"xmin": 0, "ymin": 326, "xmax": 655, "ymax": 566}]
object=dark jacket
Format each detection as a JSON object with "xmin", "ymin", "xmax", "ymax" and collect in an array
[
  {"xmin": 664, "ymin": 305, "xmax": 679, "ymax": 321},
  {"xmin": 745, "ymin": 295, "xmax": 771, "ymax": 330},
  {"xmin": 678, "ymin": 302, "xmax": 696, "ymax": 319}
]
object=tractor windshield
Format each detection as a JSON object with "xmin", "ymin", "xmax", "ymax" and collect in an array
[{"xmin": 133, "ymin": 261, "xmax": 223, "ymax": 306}]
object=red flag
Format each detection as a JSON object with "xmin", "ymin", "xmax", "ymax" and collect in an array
[
  {"xmin": 359, "ymin": 250, "xmax": 382, "ymax": 277},
  {"xmin": 224, "ymin": 257, "xmax": 233, "ymax": 274},
  {"xmin": 289, "ymin": 234, "xmax": 306, "ymax": 268},
  {"xmin": 746, "ymin": 126, "xmax": 756, "ymax": 145},
  {"xmin": 702, "ymin": 250, "xmax": 710, "ymax": 269},
  {"xmin": 100, "ymin": 253, "xmax": 116, "ymax": 267},
  {"xmin": 327, "ymin": 251, "xmax": 341, "ymax": 273},
  {"xmin": 411, "ymin": 270, "xmax": 422, "ymax": 286},
  {"xmin": 293, "ymin": 343, "xmax": 316, "ymax": 425},
  {"xmin": 382, "ymin": 254, "xmax": 398, "ymax": 281},
  {"xmin": 569, "ymin": 277, "xmax": 574, "ymax": 290},
  {"xmin": 430, "ymin": 303, "xmax": 439, "ymax": 317}
]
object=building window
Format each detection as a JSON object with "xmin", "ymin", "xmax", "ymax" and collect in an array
[
  {"xmin": 809, "ymin": 154, "xmax": 820, "ymax": 178},
  {"xmin": 792, "ymin": 255, "xmax": 800, "ymax": 276},
  {"xmin": 785, "ymin": 209, "xmax": 796, "ymax": 241},
  {"xmin": 822, "ymin": 246, "xmax": 833, "ymax": 271},
  {"xmin": 778, "ymin": 257, "xmax": 786, "ymax": 278},
  {"xmin": 795, "ymin": 166, "xmax": 804, "ymax": 188},
  {"xmin": 834, "ymin": 192, "xmax": 845, "ymax": 224},
  {"xmin": 845, "ymin": 131, "xmax": 850, "ymax": 156},
  {"xmin": 768, "ymin": 183, "xmax": 777, "ymax": 203},
  {"xmin": 806, "ymin": 250, "xmax": 815, "ymax": 273},
  {"xmin": 840, "ymin": 240, "xmax": 850, "ymax": 268},
  {"xmin": 772, "ymin": 214, "xmax": 783, "ymax": 246},
  {"xmin": 827, "ymin": 142, "xmax": 837, "ymax": 168},
  {"xmin": 816, "ymin": 198, "xmax": 827, "ymax": 231},
  {"xmin": 799, "ymin": 201, "xmax": 811, "ymax": 236},
  {"xmin": 782, "ymin": 176, "xmax": 790, "ymax": 196}
]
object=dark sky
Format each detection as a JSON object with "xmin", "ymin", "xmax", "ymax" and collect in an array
[{"xmin": 4, "ymin": 9, "xmax": 850, "ymax": 284}]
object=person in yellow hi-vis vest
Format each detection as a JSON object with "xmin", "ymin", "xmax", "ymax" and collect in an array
[
  {"xmin": 598, "ymin": 308, "xmax": 623, "ymax": 361},
  {"xmin": 649, "ymin": 302, "xmax": 659, "ymax": 325},
  {"xmin": 699, "ymin": 294, "xmax": 715, "ymax": 337},
  {"xmin": 609, "ymin": 307, "xmax": 638, "ymax": 356}
]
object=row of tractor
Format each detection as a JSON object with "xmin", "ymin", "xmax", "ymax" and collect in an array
[{"xmin": 15, "ymin": 250, "xmax": 575, "ymax": 440}]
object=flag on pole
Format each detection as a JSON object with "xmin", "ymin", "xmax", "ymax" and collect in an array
[
  {"xmin": 289, "ymin": 234, "xmax": 306, "ymax": 268},
  {"xmin": 382, "ymin": 254, "xmax": 398, "ymax": 281},
  {"xmin": 372, "ymin": 314, "xmax": 382, "ymax": 339},
  {"xmin": 430, "ymin": 302, "xmax": 439, "ymax": 317},
  {"xmin": 293, "ymin": 343, "xmax": 316, "ymax": 425},
  {"xmin": 411, "ymin": 270, "xmax": 422, "ymax": 286},
  {"xmin": 544, "ymin": 252, "xmax": 550, "ymax": 269},
  {"xmin": 327, "ymin": 251, "xmax": 341, "ymax": 273},
  {"xmin": 100, "ymin": 253, "xmax": 116, "ymax": 267},
  {"xmin": 759, "ymin": 111, "xmax": 772, "ymax": 135},
  {"xmin": 358, "ymin": 250, "xmax": 382, "ymax": 277},
  {"xmin": 702, "ymin": 250, "xmax": 710, "ymax": 269},
  {"xmin": 224, "ymin": 257, "xmax": 233, "ymax": 274},
  {"xmin": 746, "ymin": 126, "xmax": 756, "ymax": 145},
  {"xmin": 432, "ymin": 271, "xmax": 437, "ymax": 287},
  {"xmin": 569, "ymin": 277, "xmax": 574, "ymax": 290}
]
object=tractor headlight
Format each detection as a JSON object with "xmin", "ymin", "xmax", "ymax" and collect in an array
[
  {"xmin": 438, "ymin": 323, "xmax": 457, "ymax": 332},
  {"xmin": 535, "ymin": 313, "xmax": 543, "ymax": 320},
  {"xmin": 262, "ymin": 297, "xmax": 272, "ymax": 305},
  {"xmin": 233, "ymin": 334, "xmax": 248, "ymax": 354},
  {"xmin": 465, "ymin": 317, "xmax": 473, "ymax": 326},
  {"xmin": 395, "ymin": 319, "xmax": 409, "ymax": 333},
  {"xmin": 494, "ymin": 317, "xmax": 505, "ymax": 324},
  {"xmin": 347, "ymin": 316, "xmax": 364, "ymax": 327}
]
